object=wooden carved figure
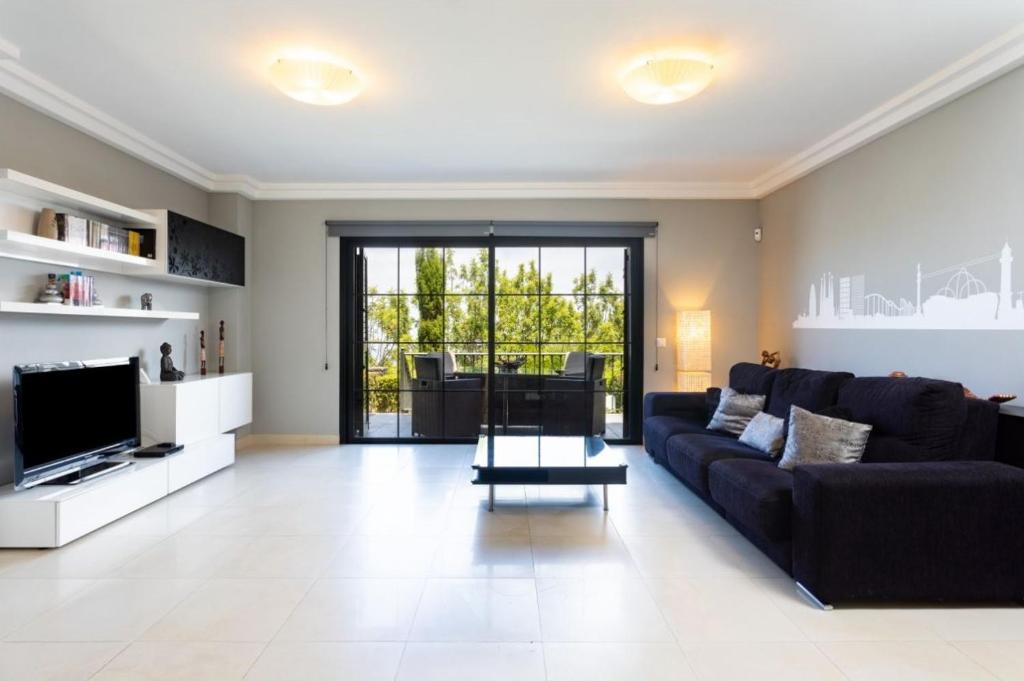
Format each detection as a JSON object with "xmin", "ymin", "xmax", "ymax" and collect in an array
[
  {"xmin": 200, "ymin": 330, "xmax": 207, "ymax": 376},
  {"xmin": 218, "ymin": 320, "xmax": 225, "ymax": 374}
]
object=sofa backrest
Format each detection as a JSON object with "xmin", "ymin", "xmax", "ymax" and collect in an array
[
  {"xmin": 729, "ymin": 363, "xmax": 777, "ymax": 396},
  {"xmin": 954, "ymin": 398, "xmax": 1000, "ymax": 462},
  {"xmin": 765, "ymin": 368, "xmax": 853, "ymax": 421},
  {"xmin": 837, "ymin": 377, "xmax": 969, "ymax": 463}
]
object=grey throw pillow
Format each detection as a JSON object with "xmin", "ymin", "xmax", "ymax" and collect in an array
[
  {"xmin": 738, "ymin": 411, "xmax": 786, "ymax": 456},
  {"xmin": 706, "ymin": 387, "xmax": 766, "ymax": 436},
  {"xmin": 777, "ymin": 405, "xmax": 872, "ymax": 471}
]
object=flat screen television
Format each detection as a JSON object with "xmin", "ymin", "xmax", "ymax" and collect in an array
[{"xmin": 13, "ymin": 356, "xmax": 140, "ymax": 489}]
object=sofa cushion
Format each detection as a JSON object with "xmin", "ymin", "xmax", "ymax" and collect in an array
[
  {"xmin": 707, "ymin": 387, "xmax": 766, "ymax": 436},
  {"xmin": 765, "ymin": 368, "xmax": 853, "ymax": 422},
  {"xmin": 709, "ymin": 459, "xmax": 795, "ymax": 542},
  {"xmin": 837, "ymin": 377, "xmax": 966, "ymax": 463},
  {"xmin": 665, "ymin": 433, "xmax": 771, "ymax": 497},
  {"xmin": 778, "ymin": 406, "xmax": 872, "ymax": 471},
  {"xmin": 738, "ymin": 411, "xmax": 786, "ymax": 456},
  {"xmin": 644, "ymin": 415, "xmax": 730, "ymax": 463},
  {"xmin": 729, "ymin": 362, "xmax": 777, "ymax": 396}
]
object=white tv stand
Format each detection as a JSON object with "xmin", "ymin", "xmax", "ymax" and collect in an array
[{"xmin": 0, "ymin": 372, "xmax": 252, "ymax": 547}]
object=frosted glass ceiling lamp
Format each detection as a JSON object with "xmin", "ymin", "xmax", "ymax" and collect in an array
[
  {"xmin": 677, "ymin": 310, "xmax": 711, "ymax": 392},
  {"xmin": 269, "ymin": 55, "xmax": 362, "ymax": 105},
  {"xmin": 621, "ymin": 53, "xmax": 714, "ymax": 105}
]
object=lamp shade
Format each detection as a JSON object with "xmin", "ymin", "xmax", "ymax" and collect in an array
[
  {"xmin": 269, "ymin": 55, "xmax": 362, "ymax": 105},
  {"xmin": 621, "ymin": 55, "xmax": 714, "ymax": 105},
  {"xmin": 677, "ymin": 310, "xmax": 711, "ymax": 391}
]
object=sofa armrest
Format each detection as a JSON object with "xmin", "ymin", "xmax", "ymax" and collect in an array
[
  {"xmin": 792, "ymin": 461, "xmax": 1024, "ymax": 604},
  {"xmin": 643, "ymin": 390, "xmax": 715, "ymax": 420}
]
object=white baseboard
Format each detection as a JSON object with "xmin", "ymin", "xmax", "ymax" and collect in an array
[{"xmin": 237, "ymin": 434, "xmax": 340, "ymax": 449}]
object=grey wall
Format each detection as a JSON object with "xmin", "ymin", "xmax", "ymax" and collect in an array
[
  {"xmin": 0, "ymin": 94, "xmax": 227, "ymax": 484},
  {"xmin": 252, "ymin": 199, "xmax": 760, "ymax": 435},
  {"xmin": 759, "ymin": 65, "xmax": 1024, "ymax": 400}
]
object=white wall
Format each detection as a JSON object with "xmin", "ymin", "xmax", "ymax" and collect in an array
[
  {"xmin": 759, "ymin": 65, "xmax": 1024, "ymax": 400},
  {"xmin": 251, "ymin": 199, "xmax": 761, "ymax": 436}
]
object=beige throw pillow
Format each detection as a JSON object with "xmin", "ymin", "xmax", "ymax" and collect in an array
[
  {"xmin": 777, "ymin": 406, "xmax": 872, "ymax": 471},
  {"xmin": 738, "ymin": 411, "xmax": 786, "ymax": 456},
  {"xmin": 706, "ymin": 387, "xmax": 766, "ymax": 436}
]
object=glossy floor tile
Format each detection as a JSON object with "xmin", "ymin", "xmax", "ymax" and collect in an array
[{"xmin": 5, "ymin": 442, "xmax": 1024, "ymax": 681}]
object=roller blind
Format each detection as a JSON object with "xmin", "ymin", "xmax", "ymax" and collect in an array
[{"xmin": 326, "ymin": 220, "xmax": 657, "ymax": 238}]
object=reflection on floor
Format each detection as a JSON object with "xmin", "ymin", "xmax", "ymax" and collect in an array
[
  {"xmin": 0, "ymin": 442, "xmax": 1021, "ymax": 680},
  {"xmin": 363, "ymin": 413, "xmax": 625, "ymax": 440}
]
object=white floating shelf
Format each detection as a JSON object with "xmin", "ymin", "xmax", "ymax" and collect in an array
[
  {"xmin": 0, "ymin": 229, "xmax": 159, "ymax": 275},
  {"xmin": 0, "ymin": 301, "xmax": 199, "ymax": 320},
  {"xmin": 0, "ymin": 169, "xmax": 157, "ymax": 225}
]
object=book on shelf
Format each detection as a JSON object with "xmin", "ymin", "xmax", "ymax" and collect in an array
[{"xmin": 45, "ymin": 211, "xmax": 155, "ymax": 260}]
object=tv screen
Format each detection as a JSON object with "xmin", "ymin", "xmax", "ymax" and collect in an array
[{"xmin": 13, "ymin": 357, "xmax": 140, "ymax": 488}]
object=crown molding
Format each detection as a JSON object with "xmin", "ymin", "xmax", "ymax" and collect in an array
[
  {"xmin": 219, "ymin": 179, "xmax": 759, "ymax": 200},
  {"xmin": 751, "ymin": 23, "xmax": 1024, "ymax": 198},
  {"xmin": 1, "ymin": 25, "xmax": 1023, "ymax": 202}
]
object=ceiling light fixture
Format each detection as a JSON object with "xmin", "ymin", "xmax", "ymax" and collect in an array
[
  {"xmin": 269, "ymin": 52, "xmax": 362, "ymax": 105},
  {"xmin": 621, "ymin": 51, "xmax": 714, "ymax": 105}
]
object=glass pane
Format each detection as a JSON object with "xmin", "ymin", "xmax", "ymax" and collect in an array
[
  {"xmin": 495, "ymin": 247, "xmax": 539, "ymax": 294},
  {"xmin": 538, "ymin": 343, "xmax": 587, "ymax": 378},
  {"xmin": 365, "ymin": 295, "xmax": 401, "ymax": 343},
  {"xmin": 406, "ymin": 295, "xmax": 443, "ymax": 349},
  {"xmin": 445, "ymin": 295, "xmax": 488, "ymax": 343},
  {"xmin": 445, "ymin": 343, "xmax": 487, "ymax": 375},
  {"xmin": 584, "ymin": 294, "xmax": 625, "ymax": 344},
  {"xmin": 494, "ymin": 343, "xmax": 540, "ymax": 377},
  {"xmin": 400, "ymin": 247, "xmax": 445, "ymax": 295},
  {"xmin": 541, "ymin": 295, "xmax": 585, "ymax": 343},
  {"xmin": 406, "ymin": 389, "xmax": 442, "ymax": 438},
  {"xmin": 605, "ymin": 392, "xmax": 625, "ymax": 439},
  {"xmin": 365, "ymin": 392, "xmax": 398, "ymax": 437},
  {"xmin": 364, "ymin": 344, "xmax": 398, "ymax": 381},
  {"xmin": 540, "ymin": 247, "xmax": 585, "ymax": 294},
  {"xmin": 446, "ymin": 247, "xmax": 488, "ymax": 294},
  {"xmin": 495, "ymin": 295, "xmax": 539, "ymax": 343},
  {"xmin": 364, "ymin": 248, "xmax": 398, "ymax": 294},
  {"xmin": 586, "ymin": 247, "xmax": 626, "ymax": 294}
]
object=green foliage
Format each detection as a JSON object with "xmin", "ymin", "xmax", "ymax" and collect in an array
[
  {"xmin": 365, "ymin": 247, "xmax": 627, "ymax": 411},
  {"xmin": 415, "ymin": 248, "xmax": 444, "ymax": 349}
]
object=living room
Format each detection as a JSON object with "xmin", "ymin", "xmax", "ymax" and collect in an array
[{"xmin": 0, "ymin": 2, "xmax": 1022, "ymax": 680}]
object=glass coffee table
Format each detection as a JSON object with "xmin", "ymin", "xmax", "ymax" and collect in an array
[{"xmin": 471, "ymin": 435, "xmax": 628, "ymax": 511}]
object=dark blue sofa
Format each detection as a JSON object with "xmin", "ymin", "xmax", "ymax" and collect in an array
[{"xmin": 643, "ymin": 363, "xmax": 1023, "ymax": 606}]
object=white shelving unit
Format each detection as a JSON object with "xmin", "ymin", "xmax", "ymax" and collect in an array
[
  {"xmin": 0, "ymin": 229, "xmax": 159, "ymax": 276},
  {"xmin": 0, "ymin": 301, "xmax": 199, "ymax": 320},
  {"xmin": 0, "ymin": 169, "xmax": 157, "ymax": 225}
]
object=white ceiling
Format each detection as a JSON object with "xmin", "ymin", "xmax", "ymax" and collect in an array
[{"xmin": 1, "ymin": 1, "xmax": 1023, "ymax": 197}]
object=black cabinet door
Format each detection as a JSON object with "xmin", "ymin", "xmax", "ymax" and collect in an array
[{"xmin": 167, "ymin": 211, "xmax": 245, "ymax": 286}]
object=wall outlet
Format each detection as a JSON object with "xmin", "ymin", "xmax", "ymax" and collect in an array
[
  {"xmin": 754, "ymin": 227, "xmax": 763, "ymax": 242},
  {"xmin": 655, "ymin": 337, "xmax": 667, "ymax": 348}
]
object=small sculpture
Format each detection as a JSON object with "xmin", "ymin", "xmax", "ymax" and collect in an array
[
  {"xmin": 760, "ymin": 351, "xmax": 781, "ymax": 369},
  {"xmin": 90, "ymin": 281, "xmax": 103, "ymax": 308},
  {"xmin": 218, "ymin": 321, "xmax": 225, "ymax": 374},
  {"xmin": 159, "ymin": 342, "xmax": 185, "ymax": 382},
  {"xmin": 889, "ymin": 370, "xmax": 908, "ymax": 378},
  {"xmin": 200, "ymin": 330, "xmax": 207, "ymax": 376},
  {"xmin": 141, "ymin": 292, "xmax": 153, "ymax": 311},
  {"xmin": 989, "ymin": 394, "xmax": 1017, "ymax": 404},
  {"xmin": 37, "ymin": 273, "xmax": 64, "ymax": 304}
]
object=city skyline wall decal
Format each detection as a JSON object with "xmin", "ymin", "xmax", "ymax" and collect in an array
[{"xmin": 794, "ymin": 241, "xmax": 1024, "ymax": 330}]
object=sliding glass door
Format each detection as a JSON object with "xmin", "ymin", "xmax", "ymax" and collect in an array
[{"xmin": 341, "ymin": 237, "xmax": 643, "ymax": 444}]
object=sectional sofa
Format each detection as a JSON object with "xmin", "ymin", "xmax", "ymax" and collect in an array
[{"xmin": 643, "ymin": 363, "xmax": 1024, "ymax": 607}]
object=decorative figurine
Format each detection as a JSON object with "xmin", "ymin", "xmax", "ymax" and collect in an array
[
  {"xmin": 90, "ymin": 281, "xmax": 103, "ymax": 308},
  {"xmin": 200, "ymin": 330, "xmax": 207, "ymax": 376},
  {"xmin": 889, "ymin": 370, "xmax": 908, "ymax": 378},
  {"xmin": 141, "ymin": 292, "xmax": 153, "ymax": 311},
  {"xmin": 218, "ymin": 321, "xmax": 225, "ymax": 374},
  {"xmin": 989, "ymin": 394, "xmax": 1018, "ymax": 404},
  {"xmin": 159, "ymin": 342, "xmax": 185, "ymax": 382},
  {"xmin": 36, "ymin": 209, "xmax": 59, "ymax": 240},
  {"xmin": 37, "ymin": 273, "xmax": 64, "ymax": 304},
  {"xmin": 760, "ymin": 350, "xmax": 781, "ymax": 369}
]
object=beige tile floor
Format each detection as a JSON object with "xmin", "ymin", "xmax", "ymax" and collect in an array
[{"xmin": 1, "ymin": 443, "xmax": 1022, "ymax": 680}]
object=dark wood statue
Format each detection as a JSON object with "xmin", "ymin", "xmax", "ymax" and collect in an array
[
  {"xmin": 218, "ymin": 321, "xmax": 225, "ymax": 374},
  {"xmin": 159, "ymin": 342, "xmax": 185, "ymax": 382},
  {"xmin": 760, "ymin": 350, "xmax": 781, "ymax": 369},
  {"xmin": 200, "ymin": 330, "xmax": 207, "ymax": 376}
]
